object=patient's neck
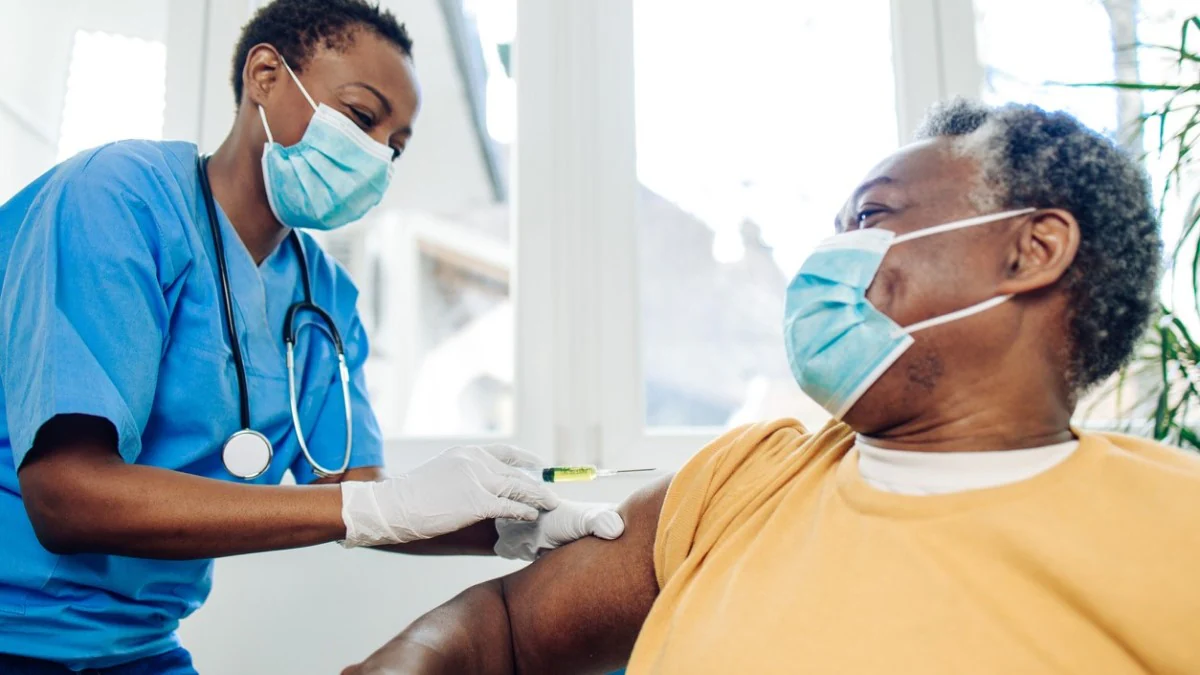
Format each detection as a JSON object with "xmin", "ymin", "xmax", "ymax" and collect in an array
[{"xmin": 856, "ymin": 357, "xmax": 1074, "ymax": 453}]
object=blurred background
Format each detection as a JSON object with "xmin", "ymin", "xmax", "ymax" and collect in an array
[{"xmin": 0, "ymin": 0, "xmax": 1196, "ymax": 671}]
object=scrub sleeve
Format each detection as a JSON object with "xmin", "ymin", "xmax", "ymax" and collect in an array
[{"xmin": 1, "ymin": 166, "xmax": 173, "ymax": 467}]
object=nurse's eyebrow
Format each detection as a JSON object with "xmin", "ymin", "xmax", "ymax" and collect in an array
[{"xmin": 342, "ymin": 81, "xmax": 393, "ymax": 116}]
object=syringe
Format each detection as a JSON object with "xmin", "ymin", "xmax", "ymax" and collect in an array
[{"xmin": 531, "ymin": 466, "xmax": 656, "ymax": 483}]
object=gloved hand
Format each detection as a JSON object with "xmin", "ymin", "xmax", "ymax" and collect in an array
[
  {"xmin": 339, "ymin": 445, "xmax": 561, "ymax": 548},
  {"xmin": 494, "ymin": 500, "xmax": 625, "ymax": 561}
]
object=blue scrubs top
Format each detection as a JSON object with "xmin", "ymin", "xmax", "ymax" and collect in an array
[{"xmin": 0, "ymin": 140, "xmax": 384, "ymax": 669}]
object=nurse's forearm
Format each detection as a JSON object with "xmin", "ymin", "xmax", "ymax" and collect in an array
[
  {"xmin": 19, "ymin": 438, "xmax": 346, "ymax": 559},
  {"xmin": 377, "ymin": 521, "xmax": 500, "ymax": 556}
]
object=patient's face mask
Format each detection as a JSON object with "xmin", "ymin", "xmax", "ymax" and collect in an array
[
  {"xmin": 258, "ymin": 57, "xmax": 394, "ymax": 231},
  {"xmin": 783, "ymin": 207, "xmax": 1036, "ymax": 419}
]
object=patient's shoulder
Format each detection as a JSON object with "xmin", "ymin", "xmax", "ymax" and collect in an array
[
  {"xmin": 669, "ymin": 418, "xmax": 851, "ymax": 500},
  {"xmin": 1091, "ymin": 431, "xmax": 1200, "ymax": 475},
  {"xmin": 655, "ymin": 418, "xmax": 853, "ymax": 586}
]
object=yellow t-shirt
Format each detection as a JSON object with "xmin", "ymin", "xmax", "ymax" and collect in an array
[{"xmin": 626, "ymin": 419, "xmax": 1200, "ymax": 674}]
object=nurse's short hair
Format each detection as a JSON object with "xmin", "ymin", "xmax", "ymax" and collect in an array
[
  {"xmin": 914, "ymin": 99, "xmax": 1162, "ymax": 393},
  {"xmin": 231, "ymin": 0, "xmax": 414, "ymax": 105}
]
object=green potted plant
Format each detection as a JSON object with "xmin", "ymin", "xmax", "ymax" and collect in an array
[{"xmin": 1079, "ymin": 15, "xmax": 1200, "ymax": 447}]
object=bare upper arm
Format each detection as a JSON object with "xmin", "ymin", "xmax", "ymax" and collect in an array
[
  {"xmin": 503, "ymin": 475, "xmax": 669, "ymax": 673},
  {"xmin": 350, "ymin": 475, "xmax": 671, "ymax": 675},
  {"xmin": 18, "ymin": 414, "xmax": 127, "ymax": 552},
  {"xmin": 19, "ymin": 415, "xmax": 122, "ymax": 496}
]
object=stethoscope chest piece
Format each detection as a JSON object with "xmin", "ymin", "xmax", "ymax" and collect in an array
[{"xmin": 222, "ymin": 429, "xmax": 274, "ymax": 480}]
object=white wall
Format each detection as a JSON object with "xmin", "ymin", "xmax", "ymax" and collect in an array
[
  {"xmin": 180, "ymin": 545, "xmax": 523, "ymax": 673},
  {"xmin": 0, "ymin": 0, "xmax": 170, "ymax": 196},
  {"xmin": 178, "ymin": 477, "xmax": 651, "ymax": 674}
]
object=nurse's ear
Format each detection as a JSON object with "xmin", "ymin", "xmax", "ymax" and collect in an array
[{"xmin": 240, "ymin": 44, "xmax": 285, "ymax": 109}]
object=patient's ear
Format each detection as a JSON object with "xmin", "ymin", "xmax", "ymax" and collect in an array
[{"xmin": 996, "ymin": 209, "xmax": 1079, "ymax": 295}]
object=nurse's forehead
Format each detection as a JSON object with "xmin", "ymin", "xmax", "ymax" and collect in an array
[{"xmin": 299, "ymin": 31, "xmax": 417, "ymax": 100}]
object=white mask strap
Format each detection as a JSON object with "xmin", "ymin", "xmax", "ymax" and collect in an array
[
  {"xmin": 280, "ymin": 57, "xmax": 318, "ymax": 111},
  {"xmin": 892, "ymin": 208, "xmax": 1037, "ymax": 245},
  {"xmin": 900, "ymin": 294, "xmax": 1012, "ymax": 336},
  {"xmin": 257, "ymin": 105, "xmax": 275, "ymax": 144}
]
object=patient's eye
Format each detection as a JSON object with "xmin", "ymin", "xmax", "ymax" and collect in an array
[{"xmin": 856, "ymin": 207, "xmax": 889, "ymax": 228}]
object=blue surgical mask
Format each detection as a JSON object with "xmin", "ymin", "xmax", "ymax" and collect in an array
[
  {"xmin": 258, "ymin": 58, "xmax": 394, "ymax": 230},
  {"xmin": 783, "ymin": 208, "xmax": 1036, "ymax": 419}
]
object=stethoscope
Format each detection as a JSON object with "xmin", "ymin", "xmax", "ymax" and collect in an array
[{"xmin": 197, "ymin": 156, "xmax": 352, "ymax": 480}]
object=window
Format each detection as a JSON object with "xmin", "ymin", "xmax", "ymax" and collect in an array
[
  {"xmin": 633, "ymin": 0, "xmax": 898, "ymax": 431},
  {"xmin": 975, "ymin": 0, "xmax": 1196, "ymax": 256},
  {"xmin": 0, "ymin": 0, "xmax": 177, "ymax": 200},
  {"xmin": 976, "ymin": 0, "xmax": 1122, "ymax": 133},
  {"xmin": 338, "ymin": 0, "xmax": 517, "ymax": 439},
  {"xmin": 57, "ymin": 30, "xmax": 167, "ymax": 161}
]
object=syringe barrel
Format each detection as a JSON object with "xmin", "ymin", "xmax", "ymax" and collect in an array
[{"xmin": 541, "ymin": 466, "xmax": 597, "ymax": 482}]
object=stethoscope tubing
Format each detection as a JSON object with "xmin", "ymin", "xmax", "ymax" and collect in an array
[{"xmin": 197, "ymin": 156, "xmax": 352, "ymax": 478}]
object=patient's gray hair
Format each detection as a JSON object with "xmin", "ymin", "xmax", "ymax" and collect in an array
[{"xmin": 915, "ymin": 99, "xmax": 1162, "ymax": 392}]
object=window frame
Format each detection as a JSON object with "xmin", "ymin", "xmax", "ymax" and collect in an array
[{"xmin": 164, "ymin": 0, "xmax": 209, "ymax": 144}]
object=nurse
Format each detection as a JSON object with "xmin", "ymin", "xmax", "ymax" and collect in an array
[{"xmin": 0, "ymin": 1, "xmax": 622, "ymax": 672}]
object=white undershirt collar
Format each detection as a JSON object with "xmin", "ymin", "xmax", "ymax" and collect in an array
[{"xmin": 855, "ymin": 440, "xmax": 1079, "ymax": 495}]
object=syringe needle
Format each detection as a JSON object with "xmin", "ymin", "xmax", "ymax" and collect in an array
[{"xmin": 594, "ymin": 467, "xmax": 656, "ymax": 477}]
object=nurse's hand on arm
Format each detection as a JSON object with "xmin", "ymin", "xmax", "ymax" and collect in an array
[
  {"xmin": 342, "ymin": 477, "xmax": 669, "ymax": 675},
  {"xmin": 328, "ymin": 446, "xmax": 626, "ymax": 558}
]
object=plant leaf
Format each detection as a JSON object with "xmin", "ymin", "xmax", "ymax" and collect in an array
[
  {"xmin": 1064, "ymin": 81, "xmax": 1195, "ymax": 92},
  {"xmin": 1156, "ymin": 325, "xmax": 1172, "ymax": 439}
]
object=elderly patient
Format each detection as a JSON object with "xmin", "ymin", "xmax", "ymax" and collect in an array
[{"xmin": 345, "ymin": 100, "xmax": 1200, "ymax": 674}]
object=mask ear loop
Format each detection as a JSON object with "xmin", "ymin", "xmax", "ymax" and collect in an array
[
  {"xmin": 279, "ymin": 57, "xmax": 319, "ymax": 111},
  {"xmin": 886, "ymin": 207, "xmax": 1038, "ymax": 337},
  {"xmin": 892, "ymin": 207, "xmax": 1038, "ymax": 245},
  {"xmin": 899, "ymin": 294, "xmax": 1012, "ymax": 336},
  {"xmin": 255, "ymin": 52, "xmax": 318, "ymax": 146},
  {"xmin": 257, "ymin": 106, "xmax": 275, "ymax": 144}
]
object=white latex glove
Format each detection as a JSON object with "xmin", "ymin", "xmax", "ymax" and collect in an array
[
  {"xmin": 340, "ymin": 445, "xmax": 561, "ymax": 548},
  {"xmin": 494, "ymin": 500, "xmax": 625, "ymax": 561}
]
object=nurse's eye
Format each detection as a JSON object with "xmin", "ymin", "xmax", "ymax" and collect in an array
[
  {"xmin": 349, "ymin": 107, "xmax": 374, "ymax": 129},
  {"xmin": 390, "ymin": 146, "xmax": 404, "ymax": 162},
  {"xmin": 856, "ymin": 207, "xmax": 889, "ymax": 228}
]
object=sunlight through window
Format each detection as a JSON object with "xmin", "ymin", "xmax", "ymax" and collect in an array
[{"xmin": 57, "ymin": 30, "xmax": 166, "ymax": 161}]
